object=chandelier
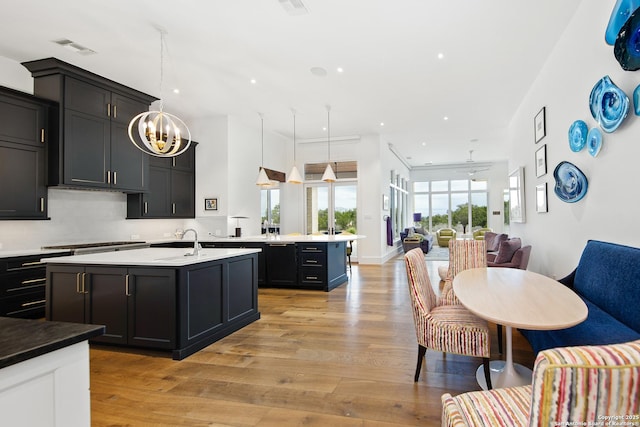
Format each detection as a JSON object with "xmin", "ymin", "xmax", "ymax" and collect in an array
[{"xmin": 128, "ymin": 29, "xmax": 191, "ymax": 157}]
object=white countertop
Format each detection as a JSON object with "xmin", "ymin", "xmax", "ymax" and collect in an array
[
  {"xmin": 181, "ymin": 234, "xmax": 364, "ymax": 244},
  {"xmin": 41, "ymin": 247, "xmax": 261, "ymax": 267}
]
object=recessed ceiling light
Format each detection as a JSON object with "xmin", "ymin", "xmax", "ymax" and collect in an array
[
  {"xmin": 421, "ymin": 142, "xmax": 426, "ymax": 146},
  {"xmin": 322, "ymin": 126, "xmax": 327, "ymax": 131},
  {"xmin": 336, "ymin": 67, "xmax": 344, "ymax": 73},
  {"xmin": 173, "ymin": 88, "xmax": 180, "ymax": 94},
  {"xmin": 443, "ymin": 116, "xmax": 449, "ymax": 121},
  {"xmin": 250, "ymin": 79, "xmax": 257, "ymax": 84},
  {"xmin": 437, "ymin": 53, "xmax": 444, "ymax": 59},
  {"xmin": 380, "ymin": 122, "xmax": 385, "ymax": 126}
]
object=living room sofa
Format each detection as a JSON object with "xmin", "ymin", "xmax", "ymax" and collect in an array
[
  {"xmin": 520, "ymin": 240, "xmax": 640, "ymax": 355},
  {"xmin": 400, "ymin": 227, "xmax": 433, "ymax": 254}
]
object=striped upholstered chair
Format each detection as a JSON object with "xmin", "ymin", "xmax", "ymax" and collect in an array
[
  {"xmin": 404, "ymin": 248, "xmax": 492, "ymax": 388},
  {"xmin": 440, "ymin": 239, "xmax": 487, "ymax": 306},
  {"xmin": 441, "ymin": 339, "xmax": 640, "ymax": 426}
]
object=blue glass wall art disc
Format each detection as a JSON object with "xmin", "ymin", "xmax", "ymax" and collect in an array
[
  {"xmin": 587, "ymin": 128, "xmax": 603, "ymax": 157},
  {"xmin": 634, "ymin": 84, "xmax": 640, "ymax": 115},
  {"xmin": 606, "ymin": 0, "xmax": 640, "ymax": 45},
  {"xmin": 615, "ymin": 6, "xmax": 640, "ymax": 70},
  {"xmin": 568, "ymin": 120, "xmax": 588, "ymax": 152},
  {"xmin": 589, "ymin": 76, "xmax": 629, "ymax": 133},
  {"xmin": 553, "ymin": 161, "xmax": 588, "ymax": 203}
]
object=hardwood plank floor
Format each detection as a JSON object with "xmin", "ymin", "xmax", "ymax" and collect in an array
[{"xmin": 89, "ymin": 257, "xmax": 535, "ymax": 426}]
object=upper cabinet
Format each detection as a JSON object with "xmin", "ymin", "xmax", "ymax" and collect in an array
[
  {"xmin": 0, "ymin": 86, "xmax": 55, "ymax": 219},
  {"xmin": 22, "ymin": 58, "xmax": 158, "ymax": 192},
  {"xmin": 126, "ymin": 143, "xmax": 196, "ymax": 219}
]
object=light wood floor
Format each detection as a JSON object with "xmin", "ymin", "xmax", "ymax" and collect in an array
[{"xmin": 89, "ymin": 257, "xmax": 535, "ymax": 426}]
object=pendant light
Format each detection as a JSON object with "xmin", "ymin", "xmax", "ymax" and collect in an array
[
  {"xmin": 322, "ymin": 105, "xmax": 337, "ymax": 182},
  {"xmin": 256, "ymin": 113, "xmax": 271, "ymax": 186},
  {"xmin": 128, "ymin": 29, "xmax": 192, "ymax": 157},
  {"xmin": 287, "ymin": 109, "xmax": 303, "ymax": 184}
]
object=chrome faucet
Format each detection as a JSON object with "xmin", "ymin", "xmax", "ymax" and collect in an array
[{"xmin": 182, "ymin": 228, "xmax": 201, "ymax": 256}]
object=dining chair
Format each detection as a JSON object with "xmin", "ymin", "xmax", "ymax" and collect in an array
[
  {"xmin": 440, "ymin": 239, "xmax": 487, "ymax": 306},
  {"xmin": 404, "ymin": 248, "xmax": 492, "ymax": 388}
]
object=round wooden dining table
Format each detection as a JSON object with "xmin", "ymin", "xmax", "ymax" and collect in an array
[{"xmin": 453, "ymin": 267, "xmax": 588, "ymax": 389}]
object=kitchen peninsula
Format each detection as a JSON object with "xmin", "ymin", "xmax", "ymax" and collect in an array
[
  {"xmin": 152, "ymin": 234, "xmax": 360, "ymax": 291},
  {"xmin": 44, "ymin": 247, "xmax": 260, "ymax": 360}
]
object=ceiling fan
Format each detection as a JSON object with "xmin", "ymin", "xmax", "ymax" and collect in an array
[{"xmin": 457, "ymin": 150, "xmax": 490, "ymax": 176}]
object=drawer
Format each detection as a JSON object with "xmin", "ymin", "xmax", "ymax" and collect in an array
[
  {"xmin": 299, "ymin": 252, "xmax": 325, "ymax": 266},
  {"xmin": 0, "ymin": 269, "xmax": 47, "ymax": 295},
  {"xmin": 299, "ymin": 267, "xmax": 325, "ymax": 284},
  {"xmin": 0, "ymin": 289, "xmax": 46, "ymax": 318},
  {"xmin": 298, "ymin": 243, "xmax": 325, "ymax": 253}
]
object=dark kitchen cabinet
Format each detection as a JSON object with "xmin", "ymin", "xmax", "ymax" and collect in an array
[
  {"xmin": 22, "ymin": 57, "xmax": 157, "ymax": 192},
  {"xmin": 265, "ymin": 243, "xmax": 297, "ymax": 286},
  {"xmin": 46, "ymin": 265, "xmax": 176, "ymax": 348},
  {"xmin": 127, "ymin": 143, "xmax": 196, "ymax": 218},
  {"xmin": 0, "ymin": 86, "xmax": 55, "ymax": 219},
  {"xmin": 298, "ymin": 241, "xmax": 347, "ymax": 291},
  {"xmin": 0, "ymin": 251, "xmax": 71, "ymax": 318}
]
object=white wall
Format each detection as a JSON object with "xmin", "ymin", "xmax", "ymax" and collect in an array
[{"xmin": 507, "ymin": 0, "xmax": 640, "ymax": 278}]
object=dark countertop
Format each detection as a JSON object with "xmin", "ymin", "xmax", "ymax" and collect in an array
[{"xmin": 0, "ymin": 317, "xmax": 104, "ymax": 369}]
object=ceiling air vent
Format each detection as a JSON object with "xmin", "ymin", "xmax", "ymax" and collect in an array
[
  {"xmin": 279, "ymin": 0, "xmax": 309, "ymax": 16},
  {"xmin": 53, "ymin": 39, "xmax": 96, "ymax": 56}
]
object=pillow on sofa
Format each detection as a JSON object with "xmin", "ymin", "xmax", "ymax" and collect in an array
[
  {"xmin": 494, "ymin": 238, "xmax": 522, "ymax": 264},
  {"xmin": 415, "ymin": 226, "xmax": 427, "ymax": 235},
  {"xmin": 484, "ymin": 232, "xmax": 508, "ymax": 252}
]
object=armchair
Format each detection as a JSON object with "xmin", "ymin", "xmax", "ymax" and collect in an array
[
  {"xmin": 488, "ymin": 245, "xmax": 531, "ymax": 269},
  {"xmin": 472, "ymin": 227, "xmax": 492, "ymax": 240},
  {"xmin": 441, "ymin": 340, "xmax": 640, "ymax": 427},
  {"xmin": 436, "ymin": 228, "xmax": 457, "ymax": 247}
]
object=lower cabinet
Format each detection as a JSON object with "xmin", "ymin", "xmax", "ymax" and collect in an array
[
  {"xmin": 0, "ymin": 252, "xmax": 71, "ymax": 319},
  {"xmin": 46, "ymin": 266, "xmax": 175, "ymax": 349},
  {"xmin": 265, "ymin": 243, "xmax": 297, "ymax": 286},
  {"xmin": 46, "ymin": 252, "xmax": 260, "ymax": 360}
]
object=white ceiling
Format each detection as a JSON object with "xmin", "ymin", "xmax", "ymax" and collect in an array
[{"xmin": 0, "ymin": 0, "xmax": 582, "ymax": 167}]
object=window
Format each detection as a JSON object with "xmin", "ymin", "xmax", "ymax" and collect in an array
[
  {"xmin": 413, "ymin": 180, "xmax": 488, "ymax": 234},
  {"xmin": 260, "ymin": 188, "xmax": 280, "ymax": 227},
  {"xmin": 389, "ymin": 172, "xmax": 408, "ymax": 238}
]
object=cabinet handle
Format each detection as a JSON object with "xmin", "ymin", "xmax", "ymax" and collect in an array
[
  {"xmin": 40, "ymin": 197, "xmax": 45, "ymax": 212},
  {"xmin": 306, "ymin": 276, "xmax": 318, "ymax": 280},
  {"xmin": 82, "ymin": 272, "xmax": 88, "ymax": 294},
  {"xmin": 144, "ymin": 202, "xmax": 148, "ymax": 214},
  {"xmin": 40, "ymin": 128, "xmax": 45, "ymax": 143},
  {"xmin": 172, "ymin": 203, "xmax": 176, "ymax": 214},
  {"xmin": 21, "ymin": 261, "xmax": 43, "ymax": 267},
  {"xmin": 172, "ymin": 158, "xmax": 176, "ymax": 167},
  {"xmin": 113, "ymin": 171, "xmax": 117, "ymax": 185},
  {"xmin": 268, "ymin": 243, "xmax": 289, "ymax": 247},
  {"xmin": 113, "ymin": 105, "xmax": 117, "ymax": 119},
  {"xmin": 21, "ymin": 278, "xmax": 46, "ymax": 285},
  {"xmin": 107, "ymin": 170, "xmax": 111, "ymax": 184},
  {"xmin": 21, "ymin": 300, "xmax": 46, "ymax": 308},
  {"xmin": 76, "ymin": 273, "xmax": 81, "ymax": 293},
  {"xmin": 306, "ymin": 260, "xmax": 318, "ymax": 264},
  {"xmin": 107, "ymin": 103, "xmax": 111, "ymax": 117},
  {"xmin": 125, "ymin": 274, "xmax": 131, "ymax": 296}
]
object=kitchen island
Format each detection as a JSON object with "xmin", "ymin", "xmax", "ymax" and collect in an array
[
  {"xmin": 44, "ymin": 247, "xmax": 260, "ymax": 360},
  {"xmin": 0, "ymin": 317, "xmax": 104, "ymax": 427},
  {"xmin": 153, "ymin": 234, "xmax": 361, "ymax": 291}
]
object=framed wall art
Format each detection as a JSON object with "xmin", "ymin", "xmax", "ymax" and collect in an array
[
  {"xmin": 535, "ymin": 144, "xmax": 547, "ymax": 177},
  {"xmin": 204, "ymin": 198, "xmax": 218, "ymax": 211},
  {"xmin": 534, "ymin": 106, "xmax": 546, "ymax": 143}
]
